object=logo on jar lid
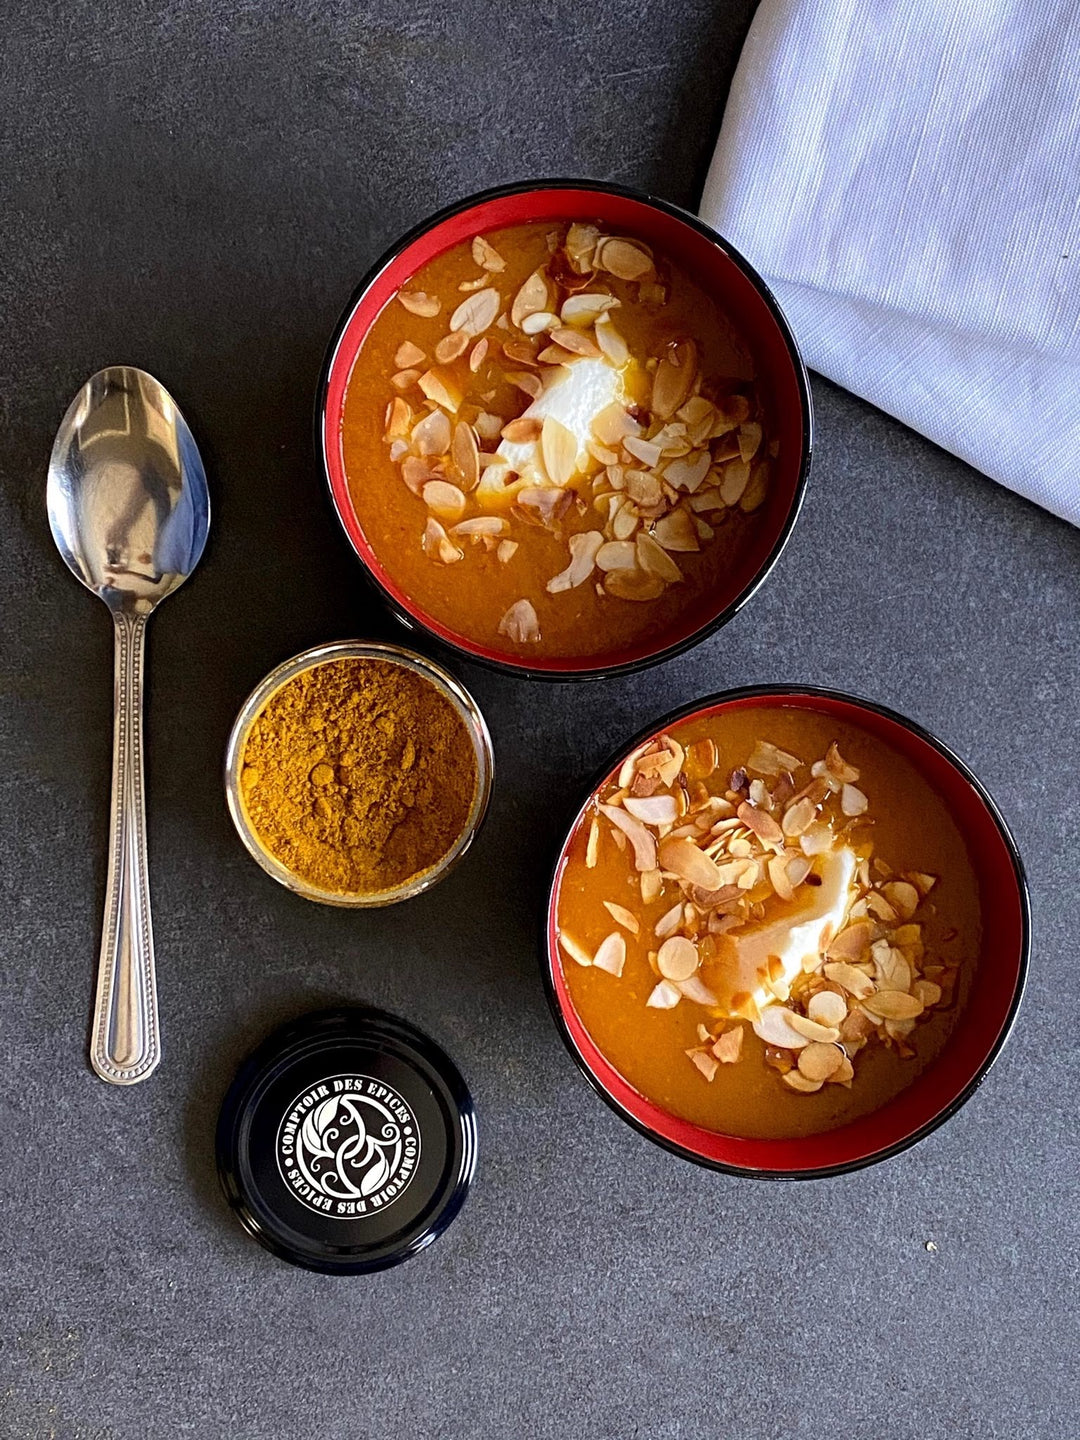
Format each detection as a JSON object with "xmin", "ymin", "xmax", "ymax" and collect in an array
[{"xmin": 276, "ymin": 1074, "xmax": 421, "ymax": 1218}]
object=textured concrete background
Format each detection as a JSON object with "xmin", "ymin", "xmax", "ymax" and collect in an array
[{"xmin": 1, "ymin": 2, "xmax": 1076, "ymax": 1436}]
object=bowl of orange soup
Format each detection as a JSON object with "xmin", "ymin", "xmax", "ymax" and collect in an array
[
  {"xmin": 546, "ymin": 687, "xmax": 1029, "ymax": 1176},
  {"xmin": 317, "ymin": 181, "xmax": 811, "ymax": 678}
]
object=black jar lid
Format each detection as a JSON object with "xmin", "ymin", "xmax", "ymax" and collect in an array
[{"xmin": 216, "ymin": 1006, "xmax": 476, "ymax": 1274}]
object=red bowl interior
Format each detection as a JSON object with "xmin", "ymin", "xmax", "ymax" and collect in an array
[
  {"xmin": 546, "ymin": 690, "xmax": 1028, "ymax": 1175},
  {"xmin": 320, "ymin": 183, "xmax": 810, "ymax": 675}
]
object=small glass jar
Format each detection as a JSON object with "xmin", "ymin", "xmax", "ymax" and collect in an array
[{"xmin": 224, "ymin": 640, "xmax": 494, "ymax": 907}]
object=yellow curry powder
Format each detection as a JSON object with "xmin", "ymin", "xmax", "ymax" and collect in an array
[{"xmin": 240, "ymin": 658, "xmax": 477, "ymax": 895}]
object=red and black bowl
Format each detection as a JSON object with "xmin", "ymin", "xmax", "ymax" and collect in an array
[
  {"xmin": 543, "ymin": 686, "xmax": 1030, "ymax": 1178},
  {"xmin": 316, "ymin": 180, "xmax": 812, "ymax": 681}
]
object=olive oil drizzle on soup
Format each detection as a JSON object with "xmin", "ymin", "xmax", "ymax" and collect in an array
[
  {"xmin": 341, "ymin": 221, "xmax": 775, "ymax": 661},
  {"xmin": 556, "ymin": 707, "xmax": 980, "ymax": 1140}
]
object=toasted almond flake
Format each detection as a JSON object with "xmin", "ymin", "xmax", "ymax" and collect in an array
[
  {"xmin": 798, "ymin": 1041, "xmax": 844, "ymax": 1082},
  {"xmin": 783, "ymin": 1070, "xmax": 823, "ymax": 1093},
  {"xmin": 595, "ymin": 317, "xmax": 630, "ymax": 365},
  {"xmin": 873, "ymin": 943, "xmax": 912, "ymax": 993},
  {"xmin": 421, "ymin": 480, "xmax": 466, "ymax": 522},
  {"xmin": 654, "ymin": 902, "xmax": 683, "ymax": 940},
  {"xmin": 422, "ymin": 516, "xmax": 464, "ymax": 565},
  {"xmin": 398, "ymin": 290, "xmax": 441, "ymax": 317},
  {"xmin": 841, "ymin": 784, "xmax": 868, "ymax": 816},
  {"xmin": 748, "ymin": 740, "xmax": 802, "ymax": 776},
  {"xmin": 394, "ymin": 340, "xmax": 427, "ymax": 368},
  {"xmin": 597, "ymin": 238, "xmax": 654, "ymax": 280},
  {"xmin": 830, "ymin": 1056, "xmax": 855, "ymax": 1086},
  {"xmin": 599, "ymin": 802, "xmax": 657, "ymax": 872},
  {"xmin": 474, "ymin": 411, "xmax": 504, "ymax": 441},
  {"xmin": 450, "ymin": 287, "xmax": 500, "ymax": 336},
  {"xmin": 385, "ymin": 397, "xmax": 412, "ymax": 439},
  {"xmin": 664, "ymin": 450, "xmax": 711, "ymax": 492},
  {"xmin": 433, "ymin": 332, "xmax": 470, "ymax": 367},
  {"xmin": 537, "ymin": 342, "xmax": 578, "ymax": 366},
  {"xmin": 825, "ymin": 742, "xmax": 860, "ymax": 783},
  {"xmin": 560, "ymin": 293, "xmax": 619, "ymax": 325},
  {"xmin": 501, "ymin": 417, "xmax": 542, "ymax": 444},
  {"xmin": 497, "ymin": 599, "xmax": 540, "ymax": 644},
  {"xmin": 547, "ymin": 530, "xmax": 603, "ymax": 593},
  {"xmin": 518, "ymin": 311, "xmax": 557, "ymax": 336},
  {"xmin": 652, "ymin": 509, "xmax": 700, "ymax": 552},
  {"xmin": 541, "ymin": 415, "xmax": 579, "ymax": 486},
  {"xmin": 593, "ymin": 932, "xmax": 627, "ymax": 977},
  {"xmin": 753, "ymin": 1006, "xmax": 810, "ymax": 1049},
  {"xmin": 767, "ymin": 853, "xmax": 795, "ymax": 901},
  {"xmin": 640, "ymin": 868, "xmax": 662, "ymax": 904},
  {"xmin": 389, "ymin": 439, "xmax": 409, "ymax": 463},
  {"xmin": 505, "ymin": 370, "xmax": 542, "ymax": 400},
  {"xmin": 646, "ymin": 979, "xmax": 681, "ymax": 1009},
  {"xmin": 679, "ymin": 974, "xmax": 719, "ymax": 1006},
  {"xmin": 471, "ymin": 235, "xmax": 505, "ymax": 272},
  {"xmin": 548, "ymin": 326, "xmax": 600, "ymax": 359},
  {"xmin": 418, "ymin": 367, "xmax": 464, "ymax": 413},
  {"xmin": 738, "ymin": 421, "xmax": 763, "ymax": 462},
  {"xmin": 782, "ymin": 796, "xmax": 817, "ymax": 837},
  {"xmin": 566, "ymin": 222, "xmax": 601, "ymax": 271},
  {"xmin": 736, "ymin": 801, "xmax": 784, "ymax": 847},
  {"xmin": 596, "ymin": 540, "xmax": 637, "ymax": 572},
  {"xmin": 623, "ymin": 435, "xmax": 663, "ymax": 468},
  {"xmin": 585, "ymin": 817, "xmax": 600, "ymax": 868},
  {"xmin": 657, "ymin": 935, "xmax": 699, "ymax": 982},
  {"xmin": 635, "ymin": 532, "xmax": 682, "ymax": 583},
  {"xmin": 591, "ymin": 401, "xmax": 639, "ymax": 447},
  {"xmin": 657, "ymin": 835, "xmax": 724, "ymax": 889},
  {"xmin": 863, "ymin": 990, "xmax": 924, "ymax": 1021},
  {"xmin": 865, "ymin": 892, "xmax": 898, "ymax": 923},
  {"xmin": 611, "ymin": 503, "xmax": 640, "ymax": 541},
  {"xmin": 604, "ymin": 566, "xmax": 665, "ymax": 602},
  {"xmin": 912, "ymin": 979, "xmax": 942, "ymax": 1007},
  {"xmin": 909, "ymin": 871, "xmax": 938, "ymax": 897},
  {"xmin": 391, "ymin": 368, "xmax": 421, "ymax": 392},
  {"xmin": 713, "ymin": 1026, "xmax": 744, "ymax": 1064},
  {"xmin": 559, "ymin": 933, "xmax": 592, "ymax": 967},
  {"xmin": 496, "ymin": 540, "xmax": 517, "ymax": 563},
  {"xmin": 719, "ymin": 459, "xmax": 751, "ymax": 506},
  {"xmin": 602, "ymin": 902, "xmax": 639, "ymax": 936},
  {"xmin": 787, "ymin": 1012, "xmax": 841, "ymax": 1043},
  {"xmin": 687, "ymin": 1048, "xmax": 719, "ymax": 1081},
  {"xmin": 882, "ymin": 880, "xmax": 920, "ymax": 920},
  {"xmin": 448, "ymin": 421, "xmax": 480, "ymax": 492},
  {"xmin": 400, "ymin": 456, "xmax": 438, "ymax": 494},
  {"xmin": 624, "ymin": 794, "xmax": 679, "ymax": 826},
  {"xmin": 468, "ymin": 338, "xmax": 489, "ymax": 373},
  {"xmin": 511, "ymin": 269, "xmax": 550, "ymax": 327},
  {"xmin": 411, "ymin": 408, "xmax": 452, "ymax": 456},
  {"xmin": 651, "ymin": 340, "xmax": 697, "ymax": 420},
  {"xmin": 808, "ymin": 991, "xmax": 848, "ymax": 1027}
]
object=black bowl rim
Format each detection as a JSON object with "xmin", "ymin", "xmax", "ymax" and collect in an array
[
  {"xmin": 314, "ymin": 177, "xmax": 814, "ymax": 683},
  {"xmin": 540, "ymin": 683, "xmax": 1031, "ymax": 1180}
]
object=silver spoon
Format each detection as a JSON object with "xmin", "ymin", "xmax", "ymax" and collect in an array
[{"xmin": 47, "ymin": 367, "xmax": 210, "ymax": 1085}]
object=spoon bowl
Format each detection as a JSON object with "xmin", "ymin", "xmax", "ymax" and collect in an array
[{"xmin": 47, "ymin": 367, "xmax": 210, "ymax": 1083}]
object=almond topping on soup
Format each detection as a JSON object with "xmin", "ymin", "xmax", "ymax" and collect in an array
[
  {"xmin": 555, "ymin": 707, "xmax": 977, "ymax": 1139},
  {"xmin": 342, "ymin": 220, "xmax": 776, "ymax": 663}
]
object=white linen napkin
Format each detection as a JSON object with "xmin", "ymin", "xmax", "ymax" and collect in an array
[{"xmin": 700, "ymin": 0, "xmax": 1080, "ymax": 526}]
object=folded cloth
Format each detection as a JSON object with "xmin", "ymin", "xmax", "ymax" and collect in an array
[{"xmin": 700, "ymin": 0, "xmax": 1080, "ymax": 526}]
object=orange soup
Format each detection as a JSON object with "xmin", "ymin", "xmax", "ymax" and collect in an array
[
  {"xmin": 555, "ymin": 707, "xmax": 980, "ymax": 1139},
  {"xmin": 341, "ymin": 221, "xmax": 776, "ymax": 662}
]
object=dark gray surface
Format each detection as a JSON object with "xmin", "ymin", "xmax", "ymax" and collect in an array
[{"xmin": 1, "ymin": 2, "xmax": 1076, "ymax": 1436}]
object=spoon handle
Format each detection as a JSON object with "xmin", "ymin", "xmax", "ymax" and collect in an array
[{"xmin": 91, "ymin": 611, "xmax": 160, "ymax": 1084}]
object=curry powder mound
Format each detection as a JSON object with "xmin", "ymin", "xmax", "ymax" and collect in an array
[{"xmin": 240, "ymin": 658, "xmax": 477, "ymax": 895}]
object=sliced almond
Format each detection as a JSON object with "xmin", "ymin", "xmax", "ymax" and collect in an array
[
  {"xmin": 651, "ymin": 339, "xmax": 697, "ymax": 420},
  {"xmin": 782, "ymin": 1070, "xmax": 823, "ymax": 1093},
  {"xmin": 566, "ymin": 222, "xmax": 601, "ymax": 271},
  {"xmin": 719, "ymin": 459, "xmax": 751, "ymax": 506},
  {"xmin": 654, "ymin": 902, "xmax": 683, "ymax": 940},
  {"xmin": 391, "ymin": 368, "xmax": 421, "ymax": 391},
  {"xmin": 636, "ymin": 532, "xmax": 682, "ymax": 583},
  {"xmin": 657, "ymin": 836, "xmax": 723, "ymax": 890},
  {"xmin": 882, "ymin": 880, "xmax": 920, "ymax": 920},
  {"xmin": 712, "ymin": 1026, "xmax": 744, "ymax": 1064},
  {"xmin": 646, "ymin": 979, "xmax": 681, "ymax": 1009},
  {"xmin": 421, "ymin": 516, "xmax": 464, "ymax": 565},
  {"xmin": 597, "ymin": 238, "xmax": 654, "ymax": 280},
  {"xmin": 688, "ymin": 1049, "xmax": 720, "ymax": 1081},
  {"xmin": 737, "ymin": 801, "xmax": 784, "ymax": 847},
  {"xmin": 468, "ymin": 338, "xmax": 489, "ymax": 372},
  {"xmin": 559, "ymin": 933, "xmax": 592, "ymax": 967},
  {"xmin": 471, "ymin": 235, "xmax": 505, "ymax": 272},
  {"xmin": 450, "ymin": 421, "xmax": 480, "ymax": 491},
  {"xmin": 595, "ymin": 317, "xmax": 629, "ymax": 365},
  {"xmin": 863, "ymin": 990, "xmax": 924, "ymax": 1021},
  {"xmin": 908, "ymin": 871, "xmax": 938, "ymax": 897},
  {"xmin": 421, "ymin": 480, "xmax": 466, "ymax": 522},
  {"xmin": 753, "ymin": 1006, "xmax": 810, "ymax": 1049},
  {"xmin": 782, "ymin": 796, "xmax": 817, "ymax": 837},
  {"xmin": 624, "ymin": 795, "xmax": 679, "ymax": 826},
  {"xmin": 841, "ymin": 784, "xmax": 868, "ymax": 816},
  {"xmin": 738, "ymin": 421, "xmax": 762, "ymax": 463},
  {"xmin": 397, "ymin": 290, "xmax": 440, "ymax": 317},
  {"xmin": 412, "ymin": 409, "xmax": 452, "ymax": 456},
  {"xmin": 450, "ymin": 287, "xmax": 500, "ymax": 336},
  {"xmin": 501, "ymin": 417, "xmax": 542, "ymax": 444},
  {"xmin": 550, "ymin": 326, "xmax": 601, "ymax": 358},
  {"xmin": 434, "ymin": 331, "xmax": 471, "ymax": 366},
  {"xmin": 598, "ymin": 803, "xmax": 657, "ymax": 872},
  {"xmin": 560, "ymin": 293, "xmax": 619, "ymax": 325},
  {"xmin": 496, "ymin": 539, "xmax": 518, "ymax": 563},
  {"xmin": 602, "ymin": 902, "xmax": 640, "ymax": 937},
  {"xmin": 798, "ymin": 1041, "xmax": 845, "ymax": 1082},
  {"xmin": 787, "ymin": 1012, "xmax": 841, "ymax": 1044},
  {"xmin": 657, "ymin": 936, "xmax": 699, "ymax": 982},
  {"xmin": 511, "ymin": 269, "xmax": 550, "ymax": 327},
  {"xmin": 808, "ymin": 991, "xmax": 848, "ymax": 1027},
  {"xmin": 593, "ymin": 932, "xmax": 627, "ymax": 977},
  {"xmin": 664, "ymin": 450, "xmax": 711, "ymax": 492},
  {"xmin": 912, "ymin": 979, "xmax": 942, "ymax": 1007},
  {"xmin": 385, "ymin": 397, "xmax": 412, "ymax": 439},
  {"xmin": 547, "ymin": 530, "xmax": 603, "ymax": 593},
  {"xmin": 541, "ymin": 416, "xmax": 578, "ymax": 486},
  {"xmin": 585, "ymin": 817, "xmax": 600, "ymax": 868},
  {"xmin": 394, "ymin": 340, "xmax": 427, "ymax": 368},
  {"xmin": 596, "ymin": 540, "xmax": 637, "ymax": 572},
  {"xmin": 497, "ymin": 599, "xmax": 540, "ymax": 644},
  {"xmin": 652, "ymin": 509, "xmax": 700, "ymax": 552},
  {"xmin": 605, "ymin": 567, "xmax": 665, "ymax": 602}
]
